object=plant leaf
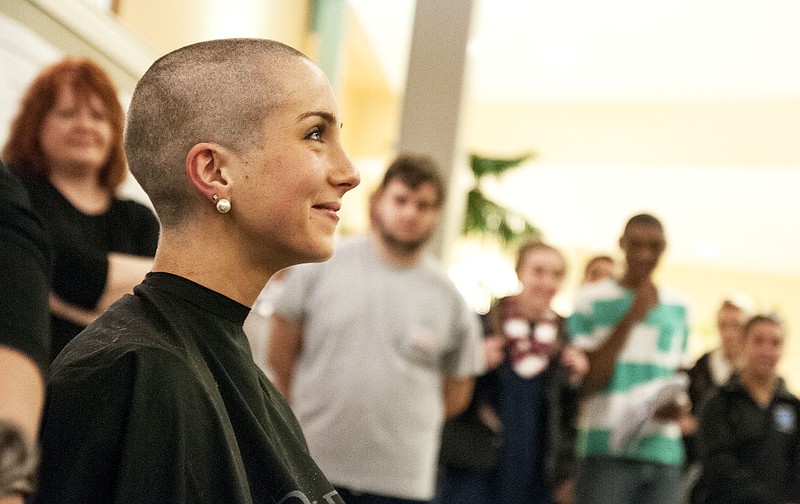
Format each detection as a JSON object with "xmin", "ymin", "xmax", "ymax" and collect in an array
[
  {"xmin": 462, "ymin": 152, "xmax": 541, "ymax": 245},
  {"xmin": 469, "ymin": 153, "xmax": 534, "ymax": 178},
  {"xmin": 462, "ymin": 187, "xmax": 540, "ymax": 245}
]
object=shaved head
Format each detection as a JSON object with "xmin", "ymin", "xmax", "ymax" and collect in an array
[{"xmin": 124, "ymin": 38, "xmax": 311, "ymax": 227}]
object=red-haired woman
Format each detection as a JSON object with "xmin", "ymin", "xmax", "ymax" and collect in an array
[{"xmin": 2, "ymin": 58, "xmax": 158, "ymax": 362}]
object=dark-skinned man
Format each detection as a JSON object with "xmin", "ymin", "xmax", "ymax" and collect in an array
[{"xmin": 568, "ymin": 213, "xmax": 691, "ymax": 504}]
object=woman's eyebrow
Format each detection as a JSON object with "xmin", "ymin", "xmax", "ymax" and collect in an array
[{"xmin": 297, "ymin": 110, "xmax": 339, "ymax": 127}]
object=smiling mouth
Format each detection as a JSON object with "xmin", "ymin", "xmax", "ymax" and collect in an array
[
  {"xmin": 65, "ymin": 140, "xmax": 104, "ymax": 150},
  {"xmin": 313, "ymin": 203, "xmax": 341, "ymax": 222}
]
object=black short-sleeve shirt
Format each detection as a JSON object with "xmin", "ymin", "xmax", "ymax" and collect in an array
[{"xmin": 16, "ymin": 173, "xmax": 159, "ymax": 361}]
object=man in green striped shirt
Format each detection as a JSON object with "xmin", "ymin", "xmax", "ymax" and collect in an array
[{"xmin": 568, "ymin": 213, "xmax": 691, "ymax": 504}]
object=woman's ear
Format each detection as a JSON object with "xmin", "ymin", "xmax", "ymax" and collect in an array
[{"xmin": 185, "ymin": 143, "xmax": 230, "ymax": 201}]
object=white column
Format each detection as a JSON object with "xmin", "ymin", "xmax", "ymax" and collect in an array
[{"xmin": 398, "ymin": 0, "xmax": 475, "ymax": 257}]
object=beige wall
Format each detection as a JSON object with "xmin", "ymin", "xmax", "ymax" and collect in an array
[
  {"xmin": 465, "ymin": 99, "xmax": 800, "ymax": 167},
  {"xmin": 115, "ymin": 0, "xmax": 311, "ymax": 57},
  {"xmin": 339, "ymin": 10, "xmax": 400, "ymax": 158}
]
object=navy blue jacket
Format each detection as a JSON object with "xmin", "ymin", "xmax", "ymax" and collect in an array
[{"xmin": 694, "ymin": 373, "xmax": 800, "ymax": 504}]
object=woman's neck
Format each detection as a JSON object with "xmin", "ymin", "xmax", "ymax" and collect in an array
[
  {"xmin": 49, "ymin": 169, "xmax": 110, "ymax": 214},
  {"xmin": 514, "ymin": 293, "xmax": 550, "ymax": 322},
  {"xmin": 153, "ymin": 226, "xmax": 275, "ymax": 308}
]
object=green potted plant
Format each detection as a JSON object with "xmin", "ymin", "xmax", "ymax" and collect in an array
[{"xmin": 462, "ymin": 152, "xmax": 540, "ymax": 245}]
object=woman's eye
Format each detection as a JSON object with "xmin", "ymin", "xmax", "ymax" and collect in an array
[{"xmin": 307, "ymin": 125, "xmax": 326, "ymax": 141}]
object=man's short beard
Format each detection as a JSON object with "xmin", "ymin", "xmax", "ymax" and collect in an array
[
  {"xmin": 378, "ymin": 229, "xmax": 427, "ymax": 255},
  {"xmin": 373, "ymin": 216, "xmax": 432, "ymax": 256}
]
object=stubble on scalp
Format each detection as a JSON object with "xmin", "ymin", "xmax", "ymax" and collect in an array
[{"xmin": 124, "ymin": 38, "xmax": 310, "ymax": 229}]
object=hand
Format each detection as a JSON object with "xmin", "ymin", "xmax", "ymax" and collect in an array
[
  {"xmin": 0, "ymin": 495, "xmax": 25, "ymax": 504},
  {"xmin": 627, "ymin": 281, "xmax": 658, "ymax": 322},
  {"xmin": 679, "ymin": 414, "xmax": 698, "ymax": 435},
  {"xmin": 483, "ymin": 335, "xmax": 506, "ymax": 370},
  {"xmin": 477, "ymin": 403, "xmax": 502, "ymax": 433},
  {"xmin": 552, "ymin": 478, "xmax": 575, "ymax": 504},
  {"xmin": 561, "ymin": 345, "xmax": 589, "ymax": 385},
  {"xmin": 48, "ymin": 293, "xmax": 102, "ymax": 327},
  {"xmin": 653, "ymin": 400, "xmax": 689, "ymax": 422}
]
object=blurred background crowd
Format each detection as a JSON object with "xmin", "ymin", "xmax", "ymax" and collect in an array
[{"xmin": 1, "ymin": 1, "xmax": 798, "ymax": 503}]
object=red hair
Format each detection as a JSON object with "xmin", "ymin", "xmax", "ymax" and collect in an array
[{"xmin": 2, "ymin": 57, "xmax": 127, "ymax": 192}]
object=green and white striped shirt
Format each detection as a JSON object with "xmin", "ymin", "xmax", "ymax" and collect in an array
[{"xmin": 568, "ymin": 279, "xmax": 691, "ymax": 465}]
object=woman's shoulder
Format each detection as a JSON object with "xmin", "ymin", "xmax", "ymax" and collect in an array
[
  {"xmin": 11, "ymin": 173, "xmax": 71, "ymax": 216},
  {"xmin": 112, "ymin": 196, "xmax": 153, "ymax": 212}
]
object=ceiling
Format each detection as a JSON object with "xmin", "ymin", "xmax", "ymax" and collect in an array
[
  {"xmin": 470, "ymin": 0, "xmax": 800, "ymax": 102},
  {"xmin": 347, "ymin": 0, "xmax": 800, "ymax": 279},
  {"xmin": 349, "ymin": 0, "xmax": 800, "ymax": 102}
]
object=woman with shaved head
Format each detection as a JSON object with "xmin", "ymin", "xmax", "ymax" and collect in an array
[{"xmin": 34, "ymin": 38, "xmax": 360, "ymax": 504}]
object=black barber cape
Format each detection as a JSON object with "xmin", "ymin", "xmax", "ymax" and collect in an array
[{"xmin": 35, "ymin": 272, "xmax": 342, "ymax": 504}]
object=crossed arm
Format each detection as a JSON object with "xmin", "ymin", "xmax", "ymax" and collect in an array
[{"xmin": 49, "ymin": 253, "xmax": 153, "ymax": 327}]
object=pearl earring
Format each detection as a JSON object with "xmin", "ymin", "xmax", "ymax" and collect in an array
[{"xmin": 212, "ymin": 194, "xmax": 231, "ymax": 214}]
